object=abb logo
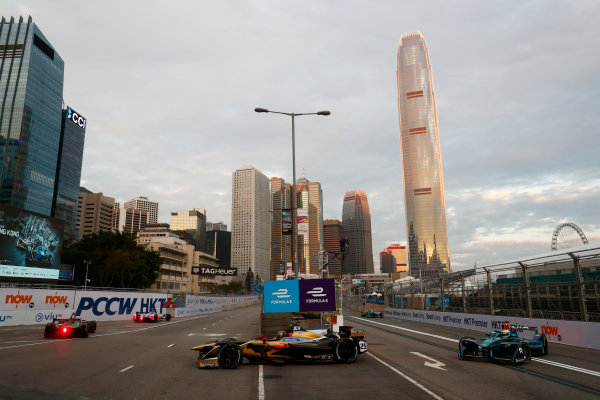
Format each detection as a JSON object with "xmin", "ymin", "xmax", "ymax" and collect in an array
[
  {"xmin": 541, "ymin": 325, "xmax": 559, "ymax": 336},
  {"xmin": 46, "ymin": 293, "xmax": 69, "ymax": 309},
  {"xmin": 5, "ymin": 291, "xmax": 34, "ymax": 309}
]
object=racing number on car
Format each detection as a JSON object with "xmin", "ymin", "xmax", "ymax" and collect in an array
[{"xmin": 359, "ymin": 341, "xmax": 367, "ymax": 352}]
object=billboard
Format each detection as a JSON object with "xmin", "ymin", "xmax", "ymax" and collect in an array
[
  {"xmin": 282, "ymin": 209, "xmax": 293, "ymax": 235},
  {"xmin": 263, "ymin": 279, "xmax": 336, "ymax": 313},
  {"xmin": 0, "ymin": 204, "xmax": 64, "ymax": 280},
  {"xmin": 297, "ymin": 208, "xmax": 308, "ymax": 235}
]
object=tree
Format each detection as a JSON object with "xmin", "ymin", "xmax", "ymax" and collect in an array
[
  {"xmin": 244, "ymin": 270, "xmax": 254, "ymax": 293},
  {"xmin": 61, "ymin": 231, "xmax": 160, "ymax": 289}
]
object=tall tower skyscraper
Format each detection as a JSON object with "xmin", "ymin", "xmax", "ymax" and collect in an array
[
  {"xmin": 296, "ymin": 176, "xmax": 324, "ymax": 276},
  {"xmin": 342, "ymin": 190, "xmax": 374, "ymax": 275},
  {"xmin": 323, "ymin": 219, "xmax": 343, "ymax": 277},
  {"xmin": 397, "ymin": 32, "xmax": 450, "ymax": 277},
  {"xmin": 231, "ymin": 166, "xmax": 270, "ymax": 280},
  {"xmin": 124, "ymin": 196, "xmax": 159, "ymax": 224},
  {"xmin": 0, "ymin": 17, "xmax": 65, "ymax": 216},
  {"xmin": 270, "ymin": 177, "xmax": 291, "ymax": 280},
  {"xmin": 170, "ymin": 209, "xmax": 207, "ymax": 252}
]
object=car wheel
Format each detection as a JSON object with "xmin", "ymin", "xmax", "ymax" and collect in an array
[
  {"xmin": 458, "ymin": 337, "xmax": 477, "ymax": 359},
  {"xmin": 335, "ymin": 338, "xmax": 358, "ymax": 363},
  {"xmin": 87, "ymin": 321, "xmax": 97, "ymax": 333},
  {"xmin": 218, "ymin": 344, "xmax": 243, "ymax": 369},
  {"xmin": 511, "ymin": 342, "xmax": 531, "ymax": 365},
  {"xmin": 44, "ymin": 325, "xmax": 54, "ymax": 339},
  {"xmin": 166, "ymin": 314, "xmax": 172, "ymax": 321}
]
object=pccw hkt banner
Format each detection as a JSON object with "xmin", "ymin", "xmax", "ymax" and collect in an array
[{"xmin": 264, "ymin": 279, "xmax": 335, "ymax": 313}]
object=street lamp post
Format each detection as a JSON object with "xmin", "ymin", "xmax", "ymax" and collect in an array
[
  {"xmin": 255, "ymin": 107, "xmax": 330, "ymax": 279},
  {"xmin": 83, "ymin": 260, "xmax": 91, "ymax": 290}
]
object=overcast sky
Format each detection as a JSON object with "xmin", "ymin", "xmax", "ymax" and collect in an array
[{"xmin": 5, "ymin": 1, "xmax": 600, "ymax": 271}]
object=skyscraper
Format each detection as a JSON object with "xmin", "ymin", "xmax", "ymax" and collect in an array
[
  {"xmin": 397, "ymin": 32, "xmax": 451, "ymax": 277},
  {"xmin": 231, "ymin": 166, "xmax": 270, "ymax": 280},
  {"xmin": 342, "ymin": 190, "xmax": 374, "ymax": 275},
  {"xmin": 296, "ymin": 176, "xmax": 324, "ymax": 276},
  {"xmin": 323, "ymin": 219, "xmax": 343, "ymax": 277},
  {"xmin": 0, "ymin": 17, "xmax": 65, "ymax": 215},
  {"xmin": 76, "ymin": 187, "xmax": 115, "ymax": 236},
  {"xmin": 170, "ymin": 209, "xmax": 207, "ymax": 252},
  {"xmin": 270, "ymin": 177, "xmax": 291, "ymax": 280},
  {"xmin": 53, "ymin": 106, "xmax": 87, "ymax": 240},
  {"xmin": 124, "ymin": 196, "xmax": 159, "ymax": 224}
]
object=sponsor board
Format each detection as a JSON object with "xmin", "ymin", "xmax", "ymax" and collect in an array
[
  {"xmin": 0, "ymin": 309, "xmax": 71, "ymax": 326},
  {"xmin": 264, "ymin": 280, "xmax": 300, "ymax": 313},
  {"xmin": 0, "ymin": 289, "xmax": 74, "ymax": 311},
  {"xmin": 299, "ymin": 278, "xmax": 336, "ymax": 312},
  {"xmin": 264, "ymin": 279, "xmax": 336, "ymax": 313},
  {"xmin": 384, "ymin": 308, "xmax": 600, "ymax": 350},
  {"xmin": 74, "ymin": 291, "xmax": 169, "ymax": 321}
]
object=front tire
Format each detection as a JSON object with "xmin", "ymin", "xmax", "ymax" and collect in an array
[
  {"xmin": 335, "ymin": 338, "xmax": 358, "ymax": 363},
  {"xmin": 458, "ymin": 337, "xmax": 477, "ymax": 359},
  {"xmin": 511, "ymin": 342, "xmax": 531, "ymax": 365},
  {"xmin": 218, "ymin": 344, "xmax": 243, "ymax": 369}
]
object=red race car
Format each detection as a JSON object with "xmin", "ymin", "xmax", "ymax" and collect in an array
[{"xmin": 44, "ymin": 315, "xmax": 97, "ymax": 339}]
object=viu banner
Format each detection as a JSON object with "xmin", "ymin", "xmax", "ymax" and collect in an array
[{"xmin": 263, "ymin": 279, "xmax": 336, "ymax": 313}]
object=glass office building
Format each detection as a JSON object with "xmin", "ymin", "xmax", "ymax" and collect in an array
[
  {"xmin": 0, "ymin": 16, "xmax": 65, "ymax": 216},
  {"xmin": 342, "ymin": 190, "xmax": 374, "ymax": 275},
  {"xmin": 396, "ymin": 32, "xmax": 450, "ymax": 277}
]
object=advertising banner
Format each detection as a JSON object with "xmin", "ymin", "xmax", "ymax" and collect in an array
[
  {"xmin": 0, "ymin": 288, "xmax": 74, "ymax": 311},
  {"xmin": 384, "ymin": 308, "xmax": 600, "ymax": 350},
  {"xmin": 299, "ymin": 278, "xmax": 336, "ymax": 312},
  {"xmin": 73, "ymin": 290, "xmax": 169, "ymax": 321},
  {"xmin": 297, "ymin": 208, "xmax": 308, "ymax": 236},
  {"xmin": 192, "ymin": 266, "xmax": 238, "ymax": 276},
  {"xmin": 264, "ymin": 280, "xmax": 300, "ymax": 313},
  {"xmin": 0, "ymin": 204, "xmax": 64, "ymax": 280},
  {"xmin": 282, "ymin": 209, "xmax": 292, "ymax": 235}
]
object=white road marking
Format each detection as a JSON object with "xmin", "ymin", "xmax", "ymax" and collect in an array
[
  {"xmin": 368, "ymin": 352, "xmax": 444, "ymax": 400},
  {"xmin": 258, "ymin": 364, "xmax": 265, "ymax": 400},
  {"xmin": 410, "ymin": 352, "xmax": 447, "ymax": 371},
  {"xmin": 119, "ymin": 365, "xmax": 134, "ymax": 373},
  {"xmin": 348, "ymin": 316, "xmax": 600, "ymax": 377},
  {"xmin": 168, "ymin": 343, "xmax": 175, "ymax": 348}
]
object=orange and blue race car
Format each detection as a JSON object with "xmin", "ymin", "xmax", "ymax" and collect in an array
[{"xmin": 191, "ymin": 325, "xmax": 368, "ymax": 369}]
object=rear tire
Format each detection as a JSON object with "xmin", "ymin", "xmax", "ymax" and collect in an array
[
  {"xmin": 166, "ymin": 314, "xmax": 172, "ymax": 321},
  {"xmin": 542, "ymin": 335, "xmax": 548, "ymax": 355},
  {"xmin": 218, "ymin": 344, "xmax": 242, "ymax": 369},
  {"xmin": 335, "ymin": 338, "xmax": 358, "ymax": 363},
  {"xmin": 87, "ymin": 321, "xmax": 97, "ymax": 333},
  {"xmin": 44, "ymin": 325, "xmax": 54, "ymax": 339}
]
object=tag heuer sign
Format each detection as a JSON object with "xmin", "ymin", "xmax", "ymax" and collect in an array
[{"xmin": 193, "ymin": 266, "xmax": 238, "ymax": 276}]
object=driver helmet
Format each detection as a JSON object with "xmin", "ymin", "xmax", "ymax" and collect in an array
[
  {"xmin": 502, "ymin": 322, "xmax": 511, "ymax": 331},
  {"xmin": 499, "ymin": 329, "xmax": 511, "ymax": 338}
]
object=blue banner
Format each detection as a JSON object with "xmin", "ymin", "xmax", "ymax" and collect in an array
[{"xmin": 264, "ymin": 280, "xmax": 300, "ymax": 312}]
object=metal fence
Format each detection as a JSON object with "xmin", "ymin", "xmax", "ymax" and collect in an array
[{"xmin": 381, "ymin": 246, "xmax": 600, "ymax": 322}]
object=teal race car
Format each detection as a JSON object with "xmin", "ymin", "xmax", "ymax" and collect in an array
[
  {"xmin": 458, "ymin": 322, "xmax": 548, "ymax": 365},
  {"xmin": 361, "ymin": 308, "xmax": 384, "ymax": 318}
]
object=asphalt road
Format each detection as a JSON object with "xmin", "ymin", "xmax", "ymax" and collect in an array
[{"xmin": 0, "ymin": 305, "xmax": 598, "ymax": 400}]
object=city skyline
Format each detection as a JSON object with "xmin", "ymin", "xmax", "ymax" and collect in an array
[{"xmin": 4, "ymin": 2, "xmax": 599, "ymax": 271}]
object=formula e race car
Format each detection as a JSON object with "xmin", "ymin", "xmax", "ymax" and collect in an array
[
  {"xmin": 458, "ymin": 322, "xmax": 548, "ymax": 365},
  {"xmin": 191, "ymin": 325, "xmax": 368, "ymax": 369},
  {"xmin": 133, "ymin": 310, "xmax": 172, "ymax": 322},
  {"xmin": 361, "ymin": 308, "xmax": 384, "ymax": 318},
  {"xmin": 44, "ymin": 315, "xmax": 97, "ymax": 339}
]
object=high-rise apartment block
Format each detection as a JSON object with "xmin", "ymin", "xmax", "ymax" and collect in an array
[
  {"xmin": 231, "ymin": 166, "xmax": 270, "ymax": 280},
  {"xmin": 124, "ymin": 196, "xmax": 159, "ymax": 224},
  {"xmin": 206, "ymin": 221, "xmax": 228, "ymax": 231},
  {"xmin": 384, "ymin": 243, "xmax": 407, "ymax": 273},
  {"xmin": 397, "ymin": 32, "xmax": 450, "ymax": 277},
  {"xmin": 342, "ymin": 190, "xmax": 374, "ymax": 275},
  {"xmin": 118, "ymin": 208, "xmax": 148, "ymax": 235},
  {"xmin": 76, "ymin": 187, "xmax": 115, "ymax": 236},
  {"xmin": 296, "ymin": 176, "xmax": 324, "ymax": 276},
  {"xmin": 323, "ymin": 219, "xmax": 343, "ymax": 277},
  {"xmin": 206, "ymin": 229, "xmax": 231, "ymax": 268}
]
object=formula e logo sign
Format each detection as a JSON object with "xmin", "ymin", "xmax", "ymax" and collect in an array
[
  {"xmin": 273, "ymin": 289, "xmax": 290, "ymax": 298},
  {"xmin": 66, "ymin": 107, "xmax": 86, "ymax": 129},
  {"xmin": 264, "ymin": 281, "xmax": 299, "ymax": 313},
  {"xmin": 299, "ymin": 279, "xmax": 335, "ymax": 311}
]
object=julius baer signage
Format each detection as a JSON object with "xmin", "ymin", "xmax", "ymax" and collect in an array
[{"xmin": 263, "ymin": 279, "xmax": 336, "ymax": 313}]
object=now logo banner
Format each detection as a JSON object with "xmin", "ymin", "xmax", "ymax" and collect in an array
[{"xmin": 263, "ymin": 279, "xmax": 335, "ymax": 313}]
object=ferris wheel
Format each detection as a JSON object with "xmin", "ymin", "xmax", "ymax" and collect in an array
[{"xmin": 551, "ymin": 222, "xmax": 589, "ymax": 251}]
